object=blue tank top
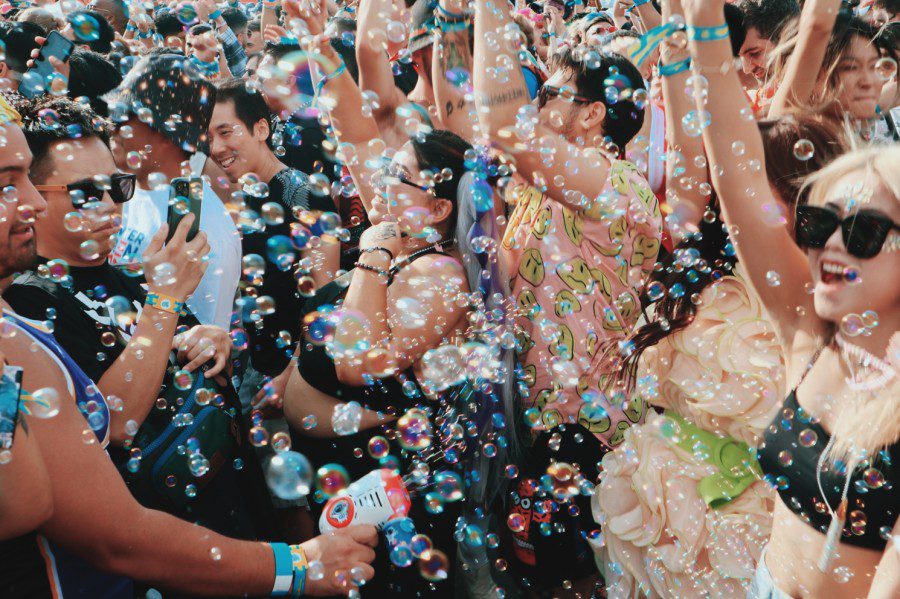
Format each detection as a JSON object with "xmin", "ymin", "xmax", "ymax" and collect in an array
[{"xmin": 0, "ymin": 311, "xmax": 133, "ymax": 598}]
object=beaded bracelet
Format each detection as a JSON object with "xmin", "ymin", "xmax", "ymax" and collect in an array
[
  {"xmin": 659, "ymin": 57, "xmax": 691, "ymax": 78},
  {"xmin": 361, "ymin": 246, "xmax": 395, "ymax": 261},
  {"xmin": 355, "ymin": 262, "xmax": 390, "ymax": 280},
  {"xmin": 687, "ymin": 24, "xmax": 730, "ymax": 42}
]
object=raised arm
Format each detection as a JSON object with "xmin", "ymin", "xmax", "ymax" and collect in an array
[
  {"xmin": 473, "ymin": 0, "xmax": 612, "ymax": 210},
  {"xmin": 431, "ymin": 0, "xmax": 478, "ymax": 140},
  {"xmin": 768, "ymin": 0, "xmax": 841, "ymax": 117},
  {"xmin": 633, "ymin": 0, "xmax": 663, "ymax": 34},
  {"xmin": 290, "ymin": 0, "xmax": 384, "ymax": 213},
  {"xmin": 681, "ymin": 0, "xmax": 823, "ymax": 341},
  {"xmin": 660, "ymin": 0, "xmax": 709, "ymax": 235},
  {"xmin": 356, "ymin": 0, "xmax": 409, "ymax": 125}
]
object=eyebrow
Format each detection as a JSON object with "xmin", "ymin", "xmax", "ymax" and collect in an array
[{"xmin": 0, "ymin": 165, "xmax": 25, "ymax": 175}]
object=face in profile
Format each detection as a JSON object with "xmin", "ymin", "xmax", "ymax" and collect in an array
[{"xmin": 0, "ymin": 125, "xmax": 47, "ymax": 278}]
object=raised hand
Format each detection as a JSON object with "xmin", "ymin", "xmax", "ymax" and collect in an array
[{"xmin": 142, "ymin": 214, "xmax": 210, "ymax": 303}]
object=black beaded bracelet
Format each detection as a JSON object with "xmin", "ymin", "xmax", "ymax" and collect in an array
[
  {"xmin": 355, "ymin": 262, "xmax": 390, "ymax": 280},
  {"xmin": 361, "ymin": 247, "xmax": 395, "ymax": 261}
]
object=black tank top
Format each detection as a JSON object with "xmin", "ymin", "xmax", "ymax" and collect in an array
[{"xmin": 757, "ymin": 348, "xmax": 899, "ymax": 550}]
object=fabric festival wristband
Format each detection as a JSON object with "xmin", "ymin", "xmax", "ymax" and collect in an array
[
  {"xmin": 209, "ymin": 8, "xmax": 222, "ymax": 20},
  {"xmin": 436, "ymin": 18, "xmax": 469, "ymax": 32},
  {"xmin": 633, "ymin": 0, "xmax": 651, "ymax": 5},
  {"xmin": 288, "ymin": 545, "xmax": 308, "ymax": 597},
  {"xmin": 659, "ymin": 57, "xmax": 691, "ymax": 77},
  {"xmin": 687, "ymin": 24, "xmax": 729, "ymax": 42},
  {"xmin": 315, "ymin": 61, "xmax": 347, "ymax": 96},
  {"xmin": 145, "ymin": 292, "xmax": 186, "ymax": 316},
  {"xmin": 270, "ymin": 543, "xmax": 294, "ymax": 596}
]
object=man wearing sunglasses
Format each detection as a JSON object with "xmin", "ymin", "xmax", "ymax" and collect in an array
[{"xmin": 474, "ymin": 1, "xmax": 664, "ymax": 594}]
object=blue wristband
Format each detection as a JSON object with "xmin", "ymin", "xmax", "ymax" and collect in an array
[
  {"xmin": 659, "ymin": 57, "xmax": 691, "ymax": 77},
  {"xmin": 687, "ymin": 24, "xmax": 730, "ymax": 42},
  {"xmin": 633, "ymin": 0, "xmax": 651, "ymax": 5},
  {"xmin": 209, "ymin": 8, "xmax": 222, "ymax": 20},
  {"xmin": 270, "ymin": 543, "xmax": 294, "ymax": 597},
  {"xmin": 288, "ymin": 545, "xmax": 308, "ymax": 597}
]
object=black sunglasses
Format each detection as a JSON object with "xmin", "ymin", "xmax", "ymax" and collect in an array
[
  {"xmin": 374, "ymin": 163, "xmax": 432, "ymax": 193},
  {"xmin": 537, "ymin": 84, "xmax": 592, "ymax": 110},
  {"xmin": 36, "ymin": 173, "xmax": 136, "ymax": 207},
  {"xmin": 795, "ymin": 204, "xmax": 900, "ymax": 259}
]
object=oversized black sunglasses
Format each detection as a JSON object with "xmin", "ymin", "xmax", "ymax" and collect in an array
[
  {"xmin": 36, "ymin": 173, "xmax": 136, "ymax": 207},
  {"xmin": 537, "ymin": 84, "xmax": 592, "ymax": 110},
  {"xmin": 795, "ymin": 204, "xmax": 900, "ymax": 259}
]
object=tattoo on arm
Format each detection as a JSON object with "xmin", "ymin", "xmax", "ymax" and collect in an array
[{"xmin": 476, "ymin": 87, "xmax": 527, "ymax": 108}]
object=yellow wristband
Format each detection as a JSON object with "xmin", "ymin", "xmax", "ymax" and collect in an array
[{"xmin": 146, "ymin": 292, "xmax": 186, "ymax": 316}]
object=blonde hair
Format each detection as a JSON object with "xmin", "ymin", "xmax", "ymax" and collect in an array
[{"xmin": 803, "ymin": 145, "xmax": 900, "ymax": 463}]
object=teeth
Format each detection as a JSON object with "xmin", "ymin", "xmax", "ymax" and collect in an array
[{"xmin": 823, "ymin": 263, "xmax": 846, "ymax": 275}]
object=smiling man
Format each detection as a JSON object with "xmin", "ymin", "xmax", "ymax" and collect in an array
[{"xmin": 735, "ymin": 0, "xmax": 800, "ymax": 87}]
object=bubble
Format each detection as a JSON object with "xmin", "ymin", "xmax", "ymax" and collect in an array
[
  {"xmin": 875, "ymin": 56, "xmax": 897, "ymax": 81},
  {"xmin": 681, "ymin": 111, "xmax": 711, "ymax": 138},
  {"xmin": 189, "ymin": 453, "xmax": 210, "ymax": 477},
  {"xmin": 840, "ymin": 313, "xmax": 865, "ymax": 337},
  {"xmin": 421, "ymin": 345, "xmax": 466, "ymax": 391},
  {"xmin": 79, "ymin": 239, "xmax": 101, "ymax": 261},
  {"xmin": 434, "ymin": 471, "xmax": 464, "ymax": 502},
  {"xmin": 249, "ymin": 426, "xmax": 269, "ymax": 446},
  {"xmin": 173, "ymin": 369, "xmax": 194, "ymax": 391},
  {"xmin": 265, "ymin": 451, "xmax": 313, "ymax": 499},
  {"xmin": 209, "ymin": 547, "xmax": 222, "ymax": 561},
  {"xmin": 396, "ymin": 408, "xmax": 432, "ymax": 451},
  {"xmin": 861, "ymin": 310, "xmax": 879, "ymax": 329},
  {"xmin": 395, "ymin": 297, "xmax": 427, "ymax": 328},
  {"xmin": 30, "ymin": 388, "xmax": 60, "ymax": 418},
  {"xmin": 418, "ymin": 549, "xmax": 449, "ymax": 581},
  {"xmin": 63, "ymin": 211, "xmax": 83, "ymax": 232},
  {"xmin": 241, "ymin": 254, "xmax": 266, "ymax": 279},
  {"xmin": 778, "ymin": 450, "xmax": 793, "ymax": 467},
  {"xmin": 271, "ymin": 431, "xmax": 292, "ymax": 453},
  {"xmin": 863, "ymin": 467, "xmax": 885, "ymax": 489},
  {"xmin": 507, "ymin": 512, "xmax": 527, "ymax": 533},
  {"xmin": 646, "ymin": 281, "xmax": 665, "ymax": 302},
  {"xmin": 230, "ymin": 328, "xmax": 249, "ymax": 351},
  {"xmin": 176, "ymin": 3, "xmax": 199, "ymax": 25},
  {"xmin": 390, "ymin": 545, "xmax": 414, "ymax": 567},
  {"xmin": 367, "ymin": 435, "xmax": 390, "ymax": 459},
  {"xmin": 316, "ymin": 463, "xmax": 350, "ymax": 498},
  {"xmin": 152, "ymin": 262, "xmax": 177, "ymax": 287},
  {"xmin": 798, "ymin": 429, "xmax": 818, "ymax": 447},
  {"xmin": 410, "ymin": 534, "xmax": 432, "ymax": 557},
  {"xmin": 766, "ymin": 271, "xmax": 781, "ymax": 287},
  {"xmin": 788, "ymin": 141, "xmax": 818, "ymax": 167},
  {"xmin": 331, "ymin": 401, "xmax": 363, "ymax": 436},
  {"xmin": 308, "ymin": 560, "xmax": 325, "ymax": 580},
  {"xmin": 833, "ymin": 565, "xmax": 854, "ymax": 584},
  {"xmin": 261, "ymin": 202, "xmax": 285, "ymax": 225}
]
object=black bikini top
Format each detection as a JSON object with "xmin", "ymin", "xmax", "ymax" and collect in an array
[{"xmin": 757, "ymin": 348, "xmax": 899, "ymax": 551}]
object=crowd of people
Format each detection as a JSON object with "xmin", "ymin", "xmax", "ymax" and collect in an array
[{"xmin": 0, "ymin": 0, "xmax": 896, "ymax": 597}]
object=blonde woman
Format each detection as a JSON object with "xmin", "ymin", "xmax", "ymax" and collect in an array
[{"xmin": 679, "ymin": 1, "xmax": 900, "ymax": 598}]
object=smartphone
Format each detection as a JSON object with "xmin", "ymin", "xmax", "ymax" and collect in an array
[
  {"xmin": 167, "ymin": 177, "xmax": 203, "ymax": 243},
  {"xmin": 886, "ymin": 106, "xmax": 900, "ymax": 142},
  {"xmin": 19, "ymin": 31, "xmax": 75, "ymax": 99},
  {"xmin": 0, "ymin": 365, "xmax": 23, "ymax": 451}
]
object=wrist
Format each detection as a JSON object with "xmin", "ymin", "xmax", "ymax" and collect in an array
[{"xmin": 146, "ymin": 290, "xmax": 188, "ymax": 316}]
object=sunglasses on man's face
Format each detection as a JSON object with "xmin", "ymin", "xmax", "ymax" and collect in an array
[
  {"xmin": 35, "ymin": 173, "xmax": 136, "ymax": 208},
  {"xmin": 795, "ymin": 204, "xmax": 900, "ymax": 259},
  {"xmin": 536, "ymin": 84, "xmax": 592, "ymax": 110}
]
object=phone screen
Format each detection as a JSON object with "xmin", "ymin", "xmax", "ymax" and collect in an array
[
  {"xmin": 167, "ymin": 177, "xmax": 203, "ymax": 243},
  {"xmin": 19, "ymin": 31, "xmax": 75, "ymax": 99},
  {"xmin": 0, "ymin": 365, "xmax": 23, "ymax": 451}
]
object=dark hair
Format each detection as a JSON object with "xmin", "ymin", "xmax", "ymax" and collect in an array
[
  {"xmin": 67, "ymin": 10, "xmax": 115, "ymax": 53},
  {"xmin": 154, "ymin": 10, "xmax": 184, "ymax": 38},
  {"xmin": 248, "ymin": 18, "xmax": 261, "ymax": 33},
  {"xmin": 221, "ymin": 7, "xmax": 249, "ymax": 34},
  {"xmin": 601, "ymin": 114, "xmax": 847, "ymax": 393},
  {"xmin": 214, "ymin": 76, "xmax": 272, "ymax": 135},
  {"xmin": 874, "ymin": 0, "xmax": 900, "ymax": 11},
  {"xmin": 410, "ymin": 129, "xmax": 473, "ymax": 227},
  {"xmin": 13, "ymin": 95, "xmax": 113, "ymax": 178},
  {"xmin": 735, "ymin": 0, "xmax": 800, "ymax": 42},
  {"xmin": 551, "ymin": 47, "xmax": 646, "ymax": 153},
  {"xmin": 723, "ymin": 2, "xmax": 748, "ymax": 57},
  {"xmin": 0, "ymin": 21, "xmax": 44, "ymax": 73},
  {"xmin": 758, "ymin": 115, "xmax": 847, "ymax": 208},
  {"xmin": 68, "ymin": 50, "xmax": 123, "ymax": 116},
  {"xmin": 189, "ymin": 23, "xmax": 214, "ymax": 37}
]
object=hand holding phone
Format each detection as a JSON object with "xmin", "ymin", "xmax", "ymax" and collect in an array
[
  {"xmin": 167, "ymin": 177, "xmax": 204, "ymax": 243},
  {"xmin": 20, "ymin": 31, "xmax": 75, "ymax": 99}
]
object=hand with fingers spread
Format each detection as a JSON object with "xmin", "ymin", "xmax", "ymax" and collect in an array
[
  {"xmin": 264, "ymin": 24, "xmax": 290, "ymax": 44},
  {"xmin": 173, "ymin": 325, "xmax": 233, "ymax": 377},
  {"xmin": 142, "ymin": 214, "xmax": 210, "ymax": 305},
  {"xmin": 284, "ymin": 0, "xmax": 329, "ymax": 38},
  {"xmin": 299, "ymin": 525, "xmax": 378, "ymax": 596}
]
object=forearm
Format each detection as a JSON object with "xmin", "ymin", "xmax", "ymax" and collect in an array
[
  {"xmin": 433, "ymin": 15, "xmax": 478, "ymax": 140},
  {"xmin": 474, "ymin": 0, "xmax": 531, "ymax": 137},
  {"xmin": 333, "ymin": 257, "xmax": 391, "ymax": 385},
  {"xmin": 302, "ymin": 237, "xmax": 340, "ymax": 287},
  {"xmin": 356, "ymin": 0, "xmax": 405, "ymax": 117},
  {"xmin": 634, "ymin": 1, "xmax": 662, "ymax": 33},
  {"xmin": 284, "ymin": 367, "xmax": 389, "ymax": 438},
  {"xmin": 100, "ymin": 305, "xmax": 179, "ymax": 444}
]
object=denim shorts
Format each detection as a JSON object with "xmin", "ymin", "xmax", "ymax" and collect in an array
[{"xmin": 746, "ymin": 545, "xmax": 793, "ymax": 599}]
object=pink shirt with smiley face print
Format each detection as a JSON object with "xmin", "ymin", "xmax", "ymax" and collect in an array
[{"xmin": 502, "ymin": 159, "xmax": 663, "ymax": 449}]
